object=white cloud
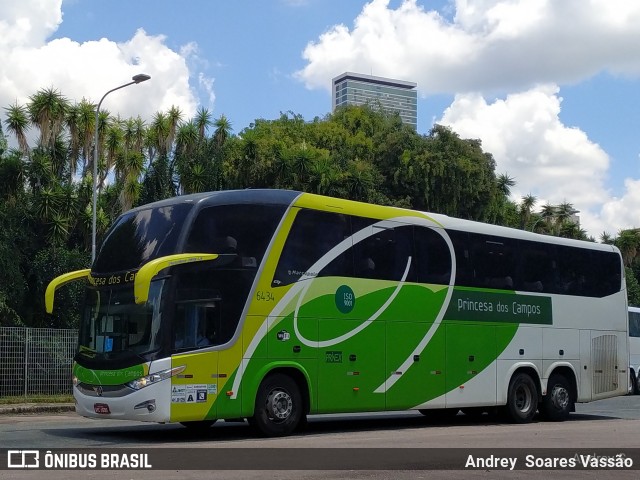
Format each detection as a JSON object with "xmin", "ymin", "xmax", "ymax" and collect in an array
[
  {"xmin": 295, "ymin": 0, "xmax": 640, "ymax": 238},
  {"xmin": 596, "ymin": 178, "xmax": 640, "ymax": 235},
  {"xmin": 438, "ymin": 85, "xmax": 640, "ymax": 237},
  {"xmin": 0, "ymin": 0, "xmax": 200, "ymax": 132},
  {"xmin": 295, "ymin": 0, "xmax": 640, "ymax": 93}
]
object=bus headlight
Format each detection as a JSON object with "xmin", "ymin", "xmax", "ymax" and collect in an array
[{"xmin": 126, "ymin": 365, "xmax": 186, "ymax": 390}]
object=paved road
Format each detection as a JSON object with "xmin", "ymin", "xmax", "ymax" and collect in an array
[{"xmin": 1, "ymin": 395, "xmax": 640, "ymax": 479}]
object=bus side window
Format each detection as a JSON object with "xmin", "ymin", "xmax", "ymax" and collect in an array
[
  {"xmin": 352, "ymin": 220, "xmax": 415, "ymax": 282},
  {"xmin": 272, "ymin": 210, "xmax": 352, "ymax": 287},
  {"xmin": 448, "ymin": 230, "xmax": 473, "ymax": 287},
  {"xmin": 468, "ymin": 235, "xmax": 516, "ymax": 290},
  {"xmin": 414, "ymin": 226, "xmax": 451, "ymax": 285},
  {"xmin": 517, "ymin": 241, "xmax": 557, "ymax": 294},
  {"xmin": 630, "ymin": 311, "xmax": 640, "ymax": 338},
  {"xmin": 174, "ymin": 302, "xmax": 220, "ymax": 350}
]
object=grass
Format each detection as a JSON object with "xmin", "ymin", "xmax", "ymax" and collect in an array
[{"xmin": 0, "ymin": 394, "xmax": 73, "ymax": 405}]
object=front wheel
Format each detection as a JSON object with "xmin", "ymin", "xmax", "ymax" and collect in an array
[
  {"xmin": 252, "ymin": 373, "xmax": 303, "ymax": 437},
  {"xmin": 505, "ymin": 372, "xmax": 538, "ymax": 423}
]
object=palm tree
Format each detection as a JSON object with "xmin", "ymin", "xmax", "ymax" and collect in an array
[
  {"xmin": 519, "ymin": 194, "xmax": 537, "ymax": 229},
  {"xmin": 213, "ymin": 114, "xmax": 232, "ymax": 149},
  {"xmin": 166, "ymin": 106, "xmax": 183, "ymax": 153},
  {"xmin": 28, "ymin": 88, "xmax": 69, "ymax": 151},
  {"xmin": 175, "ymin": 121, "xmax": 200, "ymax": 158},
  {"xmin": 77, "ymin": 99, "xmax": 96, "ymax": 179},
  {"xmin": 104, "ymin": 118, "xmax": 124, "ymax": 183},
  {"xmin": 556, "ymin": 201, "xmax": 577, "ymax": 223},
  {"xmin": 94, "ymin": 109, "xmax": 110, "ymax": 193},
  {"xmin": 195, "ymin": 107, "xmax": 212, "ymax": 139},
  {"xmin": 65, "ymin": 103, "xmax": 81, "ymax": 184},
  {"xmin": 616, "ymin": 229, "xmax": 640, "ymax": 267},
  {"xmin": 539, "ymin": 203, "xmax": 557, "ymax": 233},
  {"xmin": 4, "ymin": 103, "xmax": 30, "ymax": 156},
  {"xmin": 149, "ymin": 111, "xmax": 169, "ymax": 159},
  {"xmin": 600, "ymin": 232, "xmax": 614, "ymax": 245},
  {"xmin": 496, "ymin": 173, "xmax": 516, "ymax": 198}
]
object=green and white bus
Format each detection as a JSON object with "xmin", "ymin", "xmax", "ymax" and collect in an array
[{"xmin": 46, "ymin": 190, "xmax": 628, "ymax": 436}]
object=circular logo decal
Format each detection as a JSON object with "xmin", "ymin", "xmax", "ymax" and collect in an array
[{"xmin": 335, "ymin": 285, "xmax": 355, "ymax": 314}]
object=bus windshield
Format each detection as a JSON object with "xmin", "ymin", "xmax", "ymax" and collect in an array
[{"xmin": 77, "ymin": 280, "xmax": 165, "ymax": 364}]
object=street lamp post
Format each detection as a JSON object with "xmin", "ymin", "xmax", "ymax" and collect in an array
[{"xmin": 92, "ymin": 74, "xmax": 151, "ymax": 263}]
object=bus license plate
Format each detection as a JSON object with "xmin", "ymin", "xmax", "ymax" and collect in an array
[{"xmin": 94, "ymin": 403, "xmax": 110, "ymax": 414}]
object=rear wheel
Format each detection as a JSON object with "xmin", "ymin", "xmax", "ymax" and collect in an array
[
  {"xmin": 505, "ymin": 372, "xmax": 538, "ymax": 423},
  {"xmin": 252, "ymin": 373, "xmax": 303, "ymax": 437},
  {"xmin": 632, "ymin": 371, "xmax": 640, "ymax": 395},
  {"xmin": 540, "ymin": 373, "xmax": 572, "ymax": 421}
]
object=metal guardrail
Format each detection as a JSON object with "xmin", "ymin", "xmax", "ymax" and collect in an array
[{"xmin": 0, "ymin": 327, "xmax": 78, "ymax": 397}]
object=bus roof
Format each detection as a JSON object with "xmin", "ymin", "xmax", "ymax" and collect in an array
[{"xmin": 123, "ymin": 189, "xmax": 618, "ymax": 255}]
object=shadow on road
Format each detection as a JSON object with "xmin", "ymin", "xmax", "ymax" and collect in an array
[{"xmin": 42, "ymin": 410, "xmax": 621, "ymax": 445}]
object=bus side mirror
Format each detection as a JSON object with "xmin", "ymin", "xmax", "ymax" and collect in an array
[
  {"xmin": 45, "ymin": 269, "xmax": 91, "ymax": 314},
  {"xmin": 134, "ymin": 253, "xmax": 219, "ymax": 304}
]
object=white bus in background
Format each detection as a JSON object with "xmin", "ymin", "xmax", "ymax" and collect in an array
[{"xmin": 630, "ymin": 306, "xmax": 640, "ymax": 394}]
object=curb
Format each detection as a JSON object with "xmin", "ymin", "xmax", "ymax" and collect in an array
[{"xmin": 0, "ymin": 403, "xmax": 75, "ymax": 415}]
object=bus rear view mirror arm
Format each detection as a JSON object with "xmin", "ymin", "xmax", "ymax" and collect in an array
[
  {"xmin": 45, "ymin": 269, "xmax": 91, "ymax": 314},
  {"xmin": 134, "ymin": 253, "xmax": 219, "ymax": 305}
]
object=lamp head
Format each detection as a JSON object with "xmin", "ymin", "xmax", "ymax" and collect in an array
[{"xmin": 132, "ymin": 74, "xmax": 151, "ymax": 84}]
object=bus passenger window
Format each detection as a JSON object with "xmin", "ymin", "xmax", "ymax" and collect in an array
[
  {"xmin": 352, "ymin": 220, "xmax": 415, "ymax": 282},
  {"xmin": 174, "ymin": 302, "xmax": 220, "ymax": 350},
  {"xmin": 414, "ymin": 226, "xmax": 451, "ymax": 285},
  {"xmin": 272, "ymin": 209, "xmax": 352, "ymax": 287}
]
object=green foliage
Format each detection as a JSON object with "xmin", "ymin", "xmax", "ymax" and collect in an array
[
  {"xmin": 627, "ymin": 267, "xmax": 640, "ymax": 307},
  {"xmin": 4, "ymin": 90, "xmax": 629, "ymax": 326},
  {"xmin": 28, "ymin": 247, "xmax": 89, "ymax": 329}
]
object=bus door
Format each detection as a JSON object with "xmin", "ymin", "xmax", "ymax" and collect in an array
[{"xmin": 170, "ymin": 299, "xmax": 221, "ymax": 423}]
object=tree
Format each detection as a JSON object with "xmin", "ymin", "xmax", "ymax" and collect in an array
[
  {"xmin": 520, "ymin": 194, "xmax": 537, "ymax": 229},
  {"xmin": 28, "ymin": 87, "xmax": 69, "ymax": 151},
  {"xmin": 213, "ymin": 114, "xmax": 232, "ymax": 149},
  {"xmin": 627, "ymin": 267, "xmax": 640, "ymax": 307},
  {"xmin": 4, "ymin": 103, "xmax": 30, "ymax": 156},
  {"xmin": 616, "ymin": 229, "xmax": 640, "ymax": 267}
]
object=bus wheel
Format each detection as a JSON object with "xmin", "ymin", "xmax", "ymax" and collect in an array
[
  {"xmin": 632, "ymin": 371, "xmax": 640, "ymax": 395},
  {"xmin": 252, "ymin": 373, "xmax": 302, "ymax": 437},
  {"xmin": 540, "ymin": 373, "xmax": 572, "ymax": 421},
  {"xmin": 180, "ymin": 420, "xmax": 216, "ymax": 430},
  {"xmin": 506, "ymin": 372, "xmax": 538, "ymax": 423}
]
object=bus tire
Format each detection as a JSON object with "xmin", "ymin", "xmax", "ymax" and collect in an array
[
  {"xmin": 632, "ymin": 371, "xmax": 640, "ymax": 395},
  {"xmin": 540, "ymin": 373, "xmax": 572, "ymax": 421},
  {"xmin": 252, "ymin": 373, "xmax": 303, "ymax": 437},
  {"xmin": 505, "ymin": 372, "xmax": 538, "ymax": 423}
]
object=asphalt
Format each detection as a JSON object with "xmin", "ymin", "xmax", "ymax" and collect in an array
[{"xmin": 0, "ymin": 403, "xmax": 75, "ymax": 415}]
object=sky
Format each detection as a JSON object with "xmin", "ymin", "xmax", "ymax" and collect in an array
[{"xmin": 1, "ymin": 0, "xmax": 639, "ymax": 239}]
